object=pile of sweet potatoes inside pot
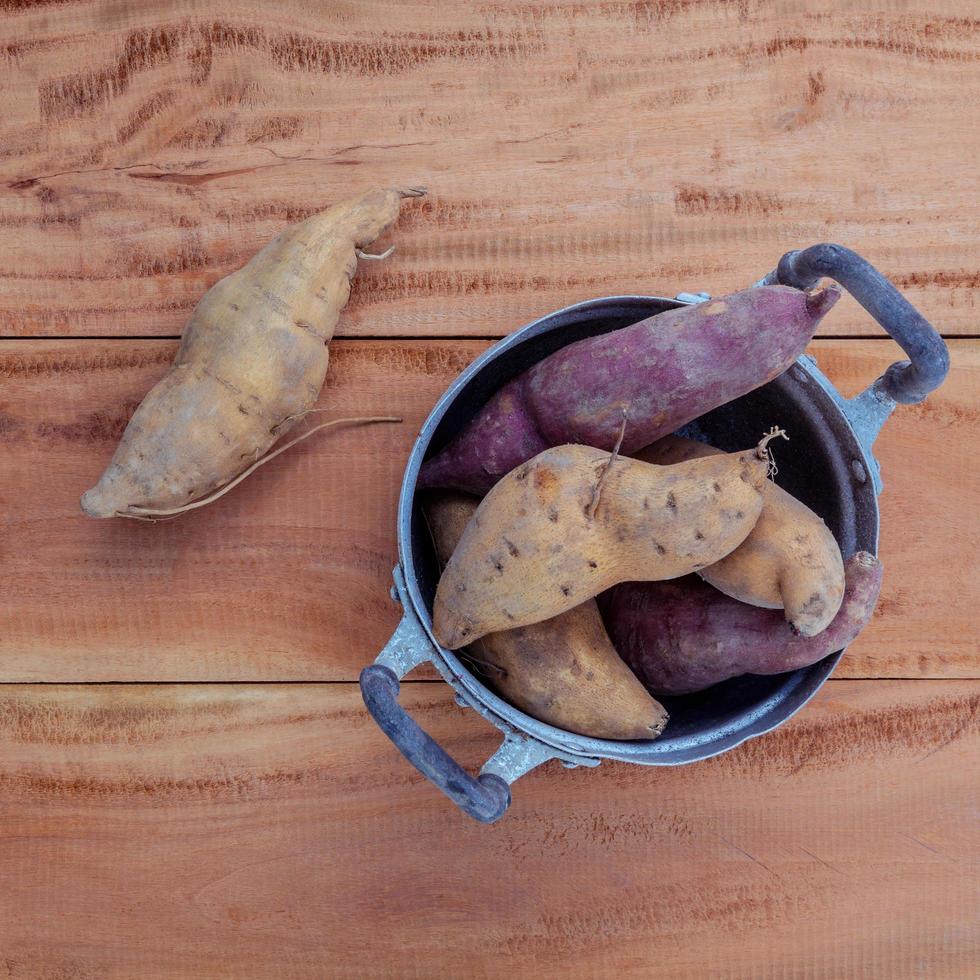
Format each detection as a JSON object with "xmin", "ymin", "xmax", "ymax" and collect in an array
[{"xmin": 418, "ymin": 281, "xmax": 882, "ymax": 740}]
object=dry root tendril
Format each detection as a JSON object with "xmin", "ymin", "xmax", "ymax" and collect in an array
[
  {"xmin": 459, "ymin": 650, "xmax": 507, "ymax": 679},
  {"xmin": 117, "ymin": 415, "xmax": 401, "ymax": 519},
  {"xmin": 587, "ymin": 405, "xmax": 629, "ymax": 520},
  {"xmin": 756, "ymin": 426, "xmax": 788, "ymax": 480},
  {"xmin": 355, "ymin": 245, "xmax": 395, "ymax": 261}
]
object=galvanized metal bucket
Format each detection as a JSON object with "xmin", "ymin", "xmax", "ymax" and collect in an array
[{"xmin": 361, "ymin": 244, "xmax": 949, "ymax": 823}]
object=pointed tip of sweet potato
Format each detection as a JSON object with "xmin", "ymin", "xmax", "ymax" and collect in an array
[
  {"xmin": 80, "ymin": 484, "xmax": 116, "ymax": 519},
  {"xmin": 805, "ymin": 283, "xmax": 842, "ymax": 319}
]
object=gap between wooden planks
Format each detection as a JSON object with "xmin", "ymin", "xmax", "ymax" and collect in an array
[
  {"xmin": 0, "ymin": 337, "xmax": 976, "ymax": 682},
  {"xmin": 0, "ymin": 679, "xmax": 977, "ymax": 979},
  {"xmin": 1, "ymin": 1, "xmax": 979, "ymax": 339}
]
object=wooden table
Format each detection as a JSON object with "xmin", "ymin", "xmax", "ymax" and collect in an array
[{"xmin": 2, "ymin": 2, "xmax": 978, "ymax": 976}]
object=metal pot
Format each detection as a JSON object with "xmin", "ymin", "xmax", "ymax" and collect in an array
[{"xmin": 360, "ymin": 244, "xmax": 949, "ymax": 823}]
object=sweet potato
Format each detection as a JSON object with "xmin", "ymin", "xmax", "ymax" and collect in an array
[
  {"xmin": 81, "ymin": 186, "xmax": 424, "ymax": 519},
  {"xmin": 424, "ymin": 492, "xmax": 667, "ymax": 740},
  {"xmin": 638, "ymin": 435, "xmax": 845, "ymax": 635},
  {"xmin": 419, "ymin": 285, "xmax": 840, "ymax": 494},
  {"xmin": 432, "ymin": 435, "xmax": 777, "ymax": 649},
  {"xmin": 601, "ymin": 552, "xmax": 883, "ymax": 695}
]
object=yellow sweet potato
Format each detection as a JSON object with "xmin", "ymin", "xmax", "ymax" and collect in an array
[
  {"xmin": 81, "ymin": 186, "xmax": 424, "ymax": 519},
  {"xmin": 425, "ymin": 492, "xmax": 667, "ymax": 740},
  {"xmin": 638, "ymin": 435, "xmax": 845, "ymax": 636},
  {"xmin": 433, "ymin": 435, "xmax": 778, "ymax": 649}
]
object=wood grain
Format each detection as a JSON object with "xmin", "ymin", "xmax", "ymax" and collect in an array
[
  {"xmin": 2, "ymin": 0, "xmax": 978, "ymax": 338},
  {"xmin": 0, "ymin": 680, "xmax": 977, "ymax": 979},
  {"xmin": 1, "ymin": 337, "xmax": 976, "ymax": 681},
  {"xmin": 2, "ymin": 5, "xmax": 976, "ymax": 977}
]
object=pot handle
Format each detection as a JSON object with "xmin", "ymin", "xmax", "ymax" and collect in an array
[
  {"xmin": 360, "ymin": 567, "xmax": 577, "ymax": 823},
  {"xmin": 360, "ymin": 663, "xmax": 512, "ymax": 823},
  {"xmin": 769, "ymin": 243, "xmax": 950, "ymax": 404}
]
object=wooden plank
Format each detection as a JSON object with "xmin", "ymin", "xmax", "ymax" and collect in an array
[
  {"xmin": 1, "ymin": 1, "xmax": 977, "ymax": 338},
  {"xmin": 1, "ymin": 338, "xmax": 977, "ymax": 681},
  {"xmin": 807, "ymin": 340, "xmax": 980, "ymax": 679},
  {"xmin": 0, "ymin": 680, "xmax": 977, "ymax": 979}
]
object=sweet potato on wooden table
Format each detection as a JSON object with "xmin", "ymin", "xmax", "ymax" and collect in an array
[
  {"xmin": 419, "ymin": 285, "xmax": 840, "ymax": 494},
  {"xmin": 81, "ymin": 186, "xmax": 423, "ymax": 519},
  {"xmin": 639, "ymin": 434, "xmax": 845, "ymax": 636},
  {"xmin": 424, "ymin": 492, "xmax": 667, "ymax": 740},
  {"xmin": 432, "ymin": 434, "xmax": 780, "ymax": 649},
  {"xmin": 601, "ymin": 552, "xmax": 883, "ymax": 695}
]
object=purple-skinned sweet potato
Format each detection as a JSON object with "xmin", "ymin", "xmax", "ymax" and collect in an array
[
  {"xmin": 600, "ymin": 552, "xmax": 882, "ymax": 695},
  {"xmin": 419, "ymin": 284, "xmax": 840, "ymax": 494}
]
